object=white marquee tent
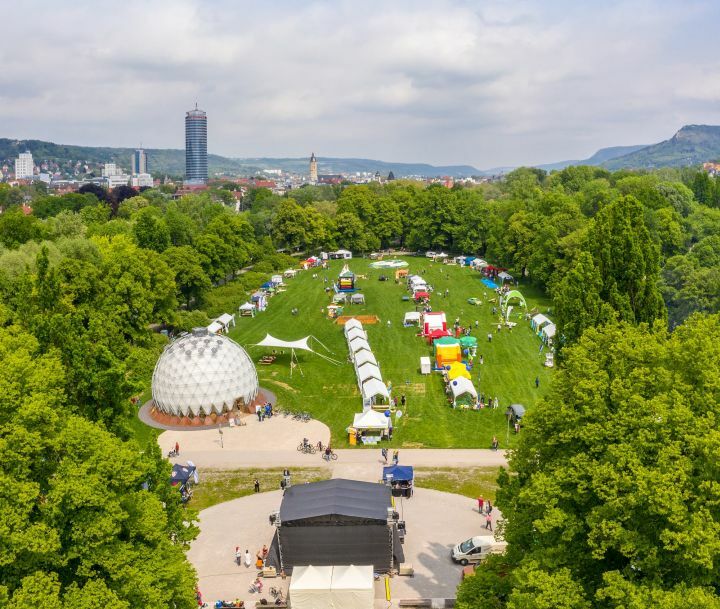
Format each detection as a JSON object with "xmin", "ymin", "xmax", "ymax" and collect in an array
[
  {"xmin": 289, "ymin": 565, "xmax": 374, "ymax": 609},
  {"xmin": 353, "ymin": 350, "xmax": 378, "ymax": 370},
  {"xmin": 344, "ymin": 318, "xmax": 363, "ymax": 336},
  {"xmin": 357, "ymin": 362, "xmax": 382, "ymax": 386},
  {"xmin": 352, "ymin": 410, "xmax": 389, "ymax": 432},
  {"xmin": 238, "ymin": 302, "xmax": 256, "ymax": 317},
  {"xmin": 450, "ymin": 376, "xmax": 478, "ymax": 405},
  {"xmin": 349, "ymin": 338, "xmax": 371, "ymax": 356},
  {"xmin": 361, "ymin": 378, "xmax": 390, "ymax": 404},
  {"xmin": 404, "ymin": 311, "xmax": 421, "ymax": 325},
  {"xmin": 346, "ymin": 327, "xmax": 367, "ymax": 343},
  {"xmin": 541, "ymin": 323, "xmax": 556, "ymax": 343},
  {"xmin": 531, "ymin": 313, "xmax": 551, "ymax": 330}
]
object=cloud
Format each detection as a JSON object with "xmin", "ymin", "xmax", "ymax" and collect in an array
[{"xmin": 0, "ymin": 0, "xmax": 719, "ymax": 168}]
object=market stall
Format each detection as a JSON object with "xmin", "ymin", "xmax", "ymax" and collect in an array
[
  {"xmin": 382, "ymin": 465, "xmax": 414, "ymax": 497},
  {"xmin": 450, "ymin": 376, "xmax": 477, "ymax": 407}
]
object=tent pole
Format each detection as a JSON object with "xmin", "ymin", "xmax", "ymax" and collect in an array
[{"xmin": 310, "ymin": 335, "xmax": 334, "ymax": 354}]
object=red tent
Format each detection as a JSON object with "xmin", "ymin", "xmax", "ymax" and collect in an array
[
  {"xmin": 413, "ymin": 291, "xmax": 430, "ymax": 301},
  {"xmin": 426, "ymin": 329, "xmax": 451, "ymax": 343}
]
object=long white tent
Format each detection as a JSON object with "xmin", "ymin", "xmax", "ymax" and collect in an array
[
  {"xmin": 362, "ymin": 378, "xmax": 390, "ymax": 404},
  {"xmin": 290, "ymin": 565, "xmax": 374, "ymax": 609},
  {"xmin": 290, "ymin": 565, "xmax": 334, "ymax": 609},
  {"xmin": 343, "ymin": 318, "xmax": 363, "ymax": 336},
  {"xmin": 349, "ymin": 338, "xmax": 371, "ymax": 355},
  {"xmin": 353, "ymin": 350, "xmax": 378, "ymax": 370},
  {"xmin": 357, "ymin": 362, "xmax": 382, "ymax": 386},
  {"xmin": 346, "ymin": 327, "xmax": 367, "ymax": 343}
]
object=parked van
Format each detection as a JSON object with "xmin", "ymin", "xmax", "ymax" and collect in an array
[{"xmin": 451, "ymin": 536, "xmax": 507, "ymax": 565}]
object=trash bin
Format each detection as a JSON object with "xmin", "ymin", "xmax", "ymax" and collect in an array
[{"xmin": 348, "ymin": 427, "xmax": 357, "ymax": 445}]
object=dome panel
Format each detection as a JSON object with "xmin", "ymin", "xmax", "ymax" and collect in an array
[{"xmin": 151, "ymin": 328, "xmax": 259, "ymax": 417}]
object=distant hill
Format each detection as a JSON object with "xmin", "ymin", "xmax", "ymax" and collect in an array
[
  {"xmin": 0, "ymin": 138, "xmax": 481, "ymax": 178},
  {"xmin": 535, "ymin": 145, "xmax": 647, "ymax": 172},
  {"xmin": 602, "ymin": 125, "xmax": 720, "ymax": 170}
]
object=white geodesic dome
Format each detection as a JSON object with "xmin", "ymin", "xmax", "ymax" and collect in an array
[{"xmin": 152, "ymin": 328, "xmax": 259, "ymax": 417}]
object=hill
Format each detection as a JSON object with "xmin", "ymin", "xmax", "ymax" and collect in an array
[
  {"xmin": 602, "ymin": 125, "xmax": 720, "ymax": 169},
  {"xmin": 0, "ymin": 138, "xmax": 481, "ymax": 178},
  {"xmin": 535, "ymin": 145, "xmax": 647, "ymax": 172}
]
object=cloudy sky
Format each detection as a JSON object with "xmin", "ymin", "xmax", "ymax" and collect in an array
[{"xmin": 2, "ymin": 0, "xmax": 719, "ymax": 168}]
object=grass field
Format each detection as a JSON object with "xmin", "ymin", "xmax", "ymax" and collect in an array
[
  {"xmin": 414, "ymin": 466, "xmax": 504, "ymax": 502},
  {"xmin": 190, "ymin": 468, "xmax": 329, "ymax": 511},
  {"xmin": 228, "ymin": 256, "xmax": 553, "ymax": 449}
]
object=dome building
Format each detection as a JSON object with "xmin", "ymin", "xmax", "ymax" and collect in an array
[{"xmin": 152, "ymin": 328, "xmax": 259, "ymax": 420}]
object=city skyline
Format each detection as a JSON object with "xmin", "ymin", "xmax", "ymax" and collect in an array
[{"xmin": 1, "ymin": 1, "xmax": 720, "ymax": 168}]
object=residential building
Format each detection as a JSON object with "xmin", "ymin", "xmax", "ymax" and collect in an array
[
  {"xmin": 185, "ymin": 105, "xmax": 208, "ymax": 184},
  {"xmin": 15, "ymin": 151, "xmax": 34, "ymax": 179},
  {"xmin": 309, "ymin": 152, "xmax": 318, "ymax": 183},
  {"xmin": 132, "ymin": 149, "xmax": 147, "ymax": 174},
  {"xmin": 131, "ymin": 173, "xmax": 154, "ymax": 188},
  {"xmin": 101, "ymin": 163, "xmax": 130, "ymax": 188}
]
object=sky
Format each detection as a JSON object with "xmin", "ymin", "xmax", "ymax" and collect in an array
[{"xmin": 2, "ymin": 0, "xmax": 720, "ymax": 169}]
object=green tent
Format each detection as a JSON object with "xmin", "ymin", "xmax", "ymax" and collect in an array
[
  {"xmin": 503, "ymin": 290, "xmax": 526, "ymax": 309},
  {"xmin": 459, "ymin": 336, "xmax": 478, "ymax": 348},
  {"xmin": 434, "ymin": 336, "xmax": 460, "ymax": 347}
]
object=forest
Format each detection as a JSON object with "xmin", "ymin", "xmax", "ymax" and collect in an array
[{"xmin": 0, "ymin": 164, "xmax": 719, "ymax": 607}]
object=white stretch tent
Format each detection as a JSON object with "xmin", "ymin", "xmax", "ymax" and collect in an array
[
  {"xmin": 357, "ymin": 362, "xmax": 382, "ymax": 386},
  {"xmin": 450, "ymin": 376, "xmax": 478, "ymax": 405},
  {"xmin": 330, "ymin": 565, "xmax": 374, "ymax": 609},
  {"xmin": 290, "ymin": 565, "xmax": 334, "ymax": 609},
  {"xmin": 346, "ymin": 327, "xmax": 367, "ymax": 343},
  {"xmin": 362, "ymin": 378, "xmax": 390, "ymax": 404},
  {"xmin": 352, "ymin": 410, "xmax": 389, "ymax": 432},
  {"xmin": 290, "ymin": 565, "xmax": 374, "ymax": 609},
  {"xmin": 353, "ymin": 350, "xmax": 378, "ymax": 370},
  {"xmin": 404, "ymin": 311, "xmax": 421, "ymax": 324},
  {"xmin": 252, "ymin": 334, "xmax": 341, "ymax": 374},
  {"xmin": 344, "ymin": 318, "xmax": 363, "ymax": 336}
]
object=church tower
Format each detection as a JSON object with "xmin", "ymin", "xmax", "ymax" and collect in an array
[{"xmin": 309, "ymin": 152, "xmax": 318, "ymax": 184}]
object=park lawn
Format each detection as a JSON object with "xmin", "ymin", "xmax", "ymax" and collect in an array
[
  {"xmin": 413, "ymin": 466, "xmax": 504, "ymax": 502},
  {"xmin": 229, "ymin": 256, "xmax": 553, "ymax": 449},
  {"xmin": 190, "ymin": 468, "xmax": 329, "ymax": 511}
]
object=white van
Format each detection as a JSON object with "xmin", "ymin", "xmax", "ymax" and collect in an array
[{"xmin": 451, "ymin": 536, "xmax": 507, "ymax": 565}]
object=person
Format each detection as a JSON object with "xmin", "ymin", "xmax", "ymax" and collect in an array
[
  {"xmin": 381, "ymin": 447, "xmax": 388, "ymax": 463},
  {"xmin": 493, "ymin": 396, "xmax": 499, "ymax": 409},
  {"xmin": 485, "ymin": 512, "xmax": 493, "ymax": 531},
  {"xmin": 487, "ymin": 500, "xmax": 493, "ymax": 514},
  {"xmin": 393, "ymin": 450, "xmax": 399, "ymax": 465},
  {"xmin": 256, "ymin": 554, "xmax": 264, "ymax": 570},
  {"xmin": 487, "ymin": 333, "xmax": 493, "ymax": 343},
  {"xmin": 491, "ymin": 436, "xmax": 499, "ymax": 451},
  {"xmin": 235, "ymin": 546, "xmax": 242, "ymax": 565},
  {"xmin": 477, "ymin": 496, "xmax": 484, "ymax": 513},
  {"xmin": 475, "ymin": 320, "xmax": 479, "ymax": 328},
  {"xmin": 479, "ymin": 354, "xmax": 484, "ymax": 365},
  {"xmin": 401, "ymin": 394, "xmax": 406, "ymax": 407},
  {"xmin": 244, "ymin": 549, "xmax": 252, "ymax": 568},
  {"xmin": 175, "ymin": 441, "xmax": 180, "ymax": 455},
  {"xmin": 325, "ymin": 445, "xmax": 332, "ymax": 461},
  {"xmin": 256, "ymin": 404, "xmax": 262, "ymax": 422},
  {"xmin": 445, "ymin": 288, "xmax": 449, "ymax": 297},
  {"xmin": 262, "ymin": 545, "xmax": 268, "ymax": 560},
  {"xmin": 514, "ymin": 421, "xmax": 520, "ymax": 434},
  {"xmin": 535, "ymin": 376, "xmax": 540, "ymax": 388},
  {"xmin": 254, "ymin": 479, "xmax": 260, "ymax": 493},
  {"xmin": 280, "ymin": 477, "xmax": 286, "ymax": 491},
  {"xmin": 254, "ymin": 578, "xmax": 263, "ymax": 593}
]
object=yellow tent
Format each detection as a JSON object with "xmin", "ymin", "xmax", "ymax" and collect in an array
[{"xmin": 447, "ymin": 361, "xmax": 471, "ymax": 380}]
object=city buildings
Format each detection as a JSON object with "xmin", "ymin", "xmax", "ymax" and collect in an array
[
  {"xmin": 131, "ymin": 174, "xmax": 154, "ymax": 188},
  {"xmin": 15, "ymin": 151, "xmax": 34, "ymax": 179},
  {"xmin": 101, "ymin": 163, "xmax": 130, "ymax": 188},
  {"xmin": 185, "ymin": 105, "xmax": 208, "ymax": 184},
  {"xmin": 309, "ymin": 152, "xmax": 318, "ymax": 183},
  {"xmin": 132, "ymin": 149, "xmax": 147, "ymax": 174}
]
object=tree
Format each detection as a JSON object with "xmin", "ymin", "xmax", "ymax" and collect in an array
[
  {"xmin": 78, "ymin": 183, "xmax": 110, "ymax": 204},
  {"xmin": 492, "ymin": 316, "xmax": 720, "ymax": 607},
  {"xmin": 161, "ymin": 246, "xmax": 211, "ymax": 307},
  {"xmin": 132, "ymin": 207, "xmax": 171, "ymax": 253},
  {"xmin": 0, "ymin": 209, "xmax": 48, "ymax": 248},
  {"xmin": 272, "ymin": 199, "xmax": 309, "ymax": 250}
]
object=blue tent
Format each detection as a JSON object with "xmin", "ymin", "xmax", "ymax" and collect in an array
[
  {"xmin": 382, "ymin": 465, "xmax": 414, "ymax": 482},
  {"xmin": 261, "ymin": 281, "xmax": 274, "ymax": 289}
]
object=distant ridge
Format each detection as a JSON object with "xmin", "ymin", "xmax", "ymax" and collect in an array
[
  {"xmin": 0, "ymin": 138, "xmax": 481, "ymax": 178},
  {"xmin": 535, "ymin": 145, "xmax": 648, "ymax": 172}
]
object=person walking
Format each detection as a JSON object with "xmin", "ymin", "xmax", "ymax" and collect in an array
[
  {"xmin": 485, "ymin": 512, "xmax": 493, "ymax": 531},
  {"xmin": 477, "ymin": 496, "xmax": 484, "ymax": 513},
  {"xmin": 235, "ymin": 546, "xmax": 242, "ymax": 565},
  {"xmin": 381, "ymin": 448, "xmax": 388, "ymax": 463},
  {"xmin": 400, "ymin": 394, "xmax": 406, "ymax": 407},
  {"xmin": 244, "ymin": 549, "xmax": 252, "ymax": 568},
  {"xmin": 256, "ymin": 404, "xmax": 262, "ymax": 422},
  {"xmin": 535, "ymin": 376, "xmax": 540, "ymax": 388},
  {"xmin": 175, "ymin": 441, "xmax": 180, "ymax": 456},
  {"xmin": 253, "ymin": 478, "xmax": 260, "ymax": 493},
  {"xmin": 491, "ymin": 435, "xmax": 499, "ymax": 451},
  {"xmin": 487, "ymin": 333, "xmax": 493, "ymax": 343},
  {"xmin": 393, "ymin": 450, "xmax": 399, "ymax": 465}
]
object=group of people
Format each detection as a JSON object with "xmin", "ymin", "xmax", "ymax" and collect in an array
[
  {"xmin": 235, "ymin": 545, "xmax": 268, "ymax": 569},
  {"xmin": 381, "ymin": 448, "xmax": 400, "ymax": 465},
  {"xmin": 255, "ymin": 402, "xmax": 273, "ymax": 421},
  {"xmin": 477, "ymin": 497, "xmax": 494, "ymax": 530},
  {"xmin": 474, "ymin": 394, "xmax": 499, "ymax": 410}
]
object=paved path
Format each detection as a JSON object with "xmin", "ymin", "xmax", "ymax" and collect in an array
[{"xmin": 160, "ymin": 414, "xmax": 508, "ymax": 473}]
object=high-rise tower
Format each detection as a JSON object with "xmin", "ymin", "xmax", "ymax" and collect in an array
[
  {"xmin": 185, "ymin": 105, "xmax": 208, "ymax": 184},
  {"xmin": 309, "ymin": 152, "xmax": 318, "ymax": 183},
  {"xmin": 132, "ymin": 148, "xmax": 147, "ymax": 174}
]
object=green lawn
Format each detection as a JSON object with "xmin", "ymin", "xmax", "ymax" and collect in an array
[
  {"xmin": 414, "ymin": 466, "xmax": 504, "ymax": 502},
  {"xmin": 190, "ymin": 468, "xmax": 329, "ymax": 511},
  {"xmin": 229, "ymin": 256, "xmax": 553, "ymax": 448}
]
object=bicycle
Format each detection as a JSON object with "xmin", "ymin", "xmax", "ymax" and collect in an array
[
  {"xmin": 297, "ymin": 442, "xmax": 316, "ymax": 454},
  {"xmin": 322, "ymin": 450, "xmax": 338, "ymax": 461}
]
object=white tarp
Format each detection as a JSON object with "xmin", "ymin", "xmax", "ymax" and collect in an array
[
  {"xmin": 353, "ymin": 350, "xmax": 378, "ymax": 369},
  {"xmin": 404, "ymin": 311, "xmax": 421, "ymax": 323},
  {"xmin": 289, "ymin": 565, "xmax": 334, "ymax": 609},
  {"xmin": 349, "ymin": 338, "xmax": 371, "ymax": 355},
  {"xmin": 450, "ymin": 376, "xmax": 477, "ymax": 402},
  {"xmin": 344, "ymin": 318, "xmax": 363, "ymax": 335},
  {"xmin": 255, "ymin": 334, "xmax": 312, "ymax": 351},
  {"xmin": 362, "ymin": 378, "xmax": 389, "ymax": 402},
  {"xmin": 346, "ymin": 327, "xmax": 367, "ymax": 343},
  {"xmin": 357, "ymin": 362, "xmax": 382, "ymax": 385},
  {"xmin": 330, "ymin": 565, "xmax": 374, "ymax": 609},
  {"xmin": 352, "ymin": 410, "xmax": 389, "ymax": 431}
]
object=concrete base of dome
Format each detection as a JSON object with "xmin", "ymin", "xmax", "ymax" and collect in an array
[{"xmin": 138, "ymin": 388, "xmax": 276, "ymax": 431}]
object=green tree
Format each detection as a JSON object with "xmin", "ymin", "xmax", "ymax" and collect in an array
[
  {"xmin": 132, "ymin": 207, "xmax": 171, "ymax": 253},
  {"xmin": 161, "ymin": 246, "xmax": 211, "ymax": 307}
]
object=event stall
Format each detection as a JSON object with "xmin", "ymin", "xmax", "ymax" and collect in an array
[
  {"xmin": 350, "ymin": 293, "xmax": 365, "ymax": 304},
  {"xmin": 497, "ymin": 271, "xmax": 513, "ymax": 283},
  {"xmin": 354, "ymin": 350, "xmax": 378, "ymax": 370},
  {"xmin": 238, "ymin": 302, "xmax": 255, "ymax": 317},
  {"xmin": 344, "ymin": 318, "xmax": 363, "ymax": 335},
  {"xmin": 271, "ymin": 274, "xmax": 284, "ymax": 286},
  {"xmin": 352, "ymin": 409, "xmax": 390, "ymax": 440},
  {"xmin": 346, "ymin": 326, "xmax": 367, "ymax": 343},
  {"xmin": 362, "ymin": 378, "xmax": 390, "ymax": 405},
  {"xmin": 413, "ymin": 291, "xmax": 430, "ymax": 302},
  {"xmin": 289, "ymin": 565, "xmax": 375, "ymax": 609},
  {"xmin": 541, "ymin": 323, "xmax": 556, "ymax": 344},
  {"xmin": 330, "ymin": 249, "xmax": 353, "ymax": 259},
  {"xmin": 403, "ymin": 311, "xmax": 421, "ymax": 326},
  {"xmin": 337, "ymin": 265, "xmax": 356, "ymax": 292},
  {"xmin": 423, "ymin": 312, "xmax": 447, "ymax": 335},
  {"xmin": 357, "ymin": 362, "xmax": 382, "ymax": 387},
  {"xmin": 395, "ymin": 269, "xmax": 409, "ymax": 280},
  {"xmin": 251, "ymin": 291, "xmax": 267, "ymax": 311},
  {"xmin": 531, "ymin": 313, "xmax": 551, "ymax": 331},
  {"xmin": 383, "ymin": 465, "xmax": 414, "ymax": 498},
  {"xmin": 289, "ymin": 566, "xmax": 333, "ymax": 609},
  {"xmin": 450, "ymin": 376, "xmax": 477, "ymax": 406},
  {"xmin": 283, "ymin": 268, "xmax": 299, "ymax": 278},
  {"xmin": 349, "ymin": 337, "xmax": 371, "ymax": 357}
]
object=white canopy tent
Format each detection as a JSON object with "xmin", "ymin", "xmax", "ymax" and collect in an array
[
  {"xmin": 251, "ymin": 334, "xmax": 340, "ymax": 374},
  {"xmin": 362, "ymin": 378, "xmax": 390, "ymax": 404},
  {"xmin": 357, "ymin": 362, "xmax": 382, "ymax": 386},
  {"xmin": 330, "ymin": 565, "xmax": 374, "ymax": 609},
  {"xmin": 541, "ymin": 323, "xmax": 556, "ymax": 342},
  {"xmin": 404, "ymin": 311, "xmax": 421, "ymax": 325},
  {"xmin": 353, "ymin": 350, "xmax": 378, "ymax": 370},
  {"xmin": 346, "ymin": 327, "xmax": 367, "ymax": 343},
  {"xmin": 206, "ymin": 321, "xmax": 224, "ymax": 334},
  {"xmin": 216, "ymin": 312, "xmax": 235, "ymax": 329},
  {"xmin": 450, "ymin": 376, "xmax": 478, "ymax": 405},
  {"xmin": 238, "ymin": 302, "xmax": 255, "ymax": 317},
  {"xmin": 497, "ymin": 271, "xmax": 513, "ymax": 282},
  {"xmin": 531, "ymin": 313, "xmax": 551, "ymax": 329},
  {"xmin": 343, "ymin": 318, "xmax": 363, "ymax": 336},
  {"xmin": 352, "ymin": 410, "xmax": 389, "ymax": 431},
  {"xmin": 349, "ymin": 338, "xmax": 371, "ymax": 356},
  {"xmin": 289, "ymin": 565, "xmax": 334, "ymax": 609},
  {"xmin": 283, "ymin": 269, "xmax": 298, "ymax": 278},
  {"xmin": 470, "ymin": 259, "xmax": 488, "ymax": 269}
]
